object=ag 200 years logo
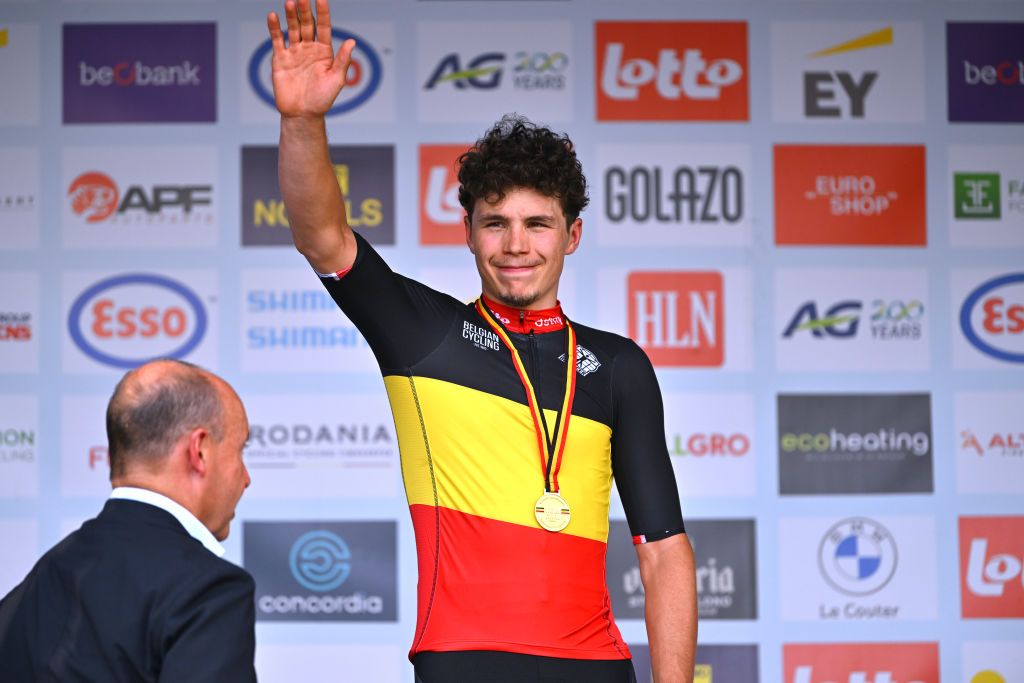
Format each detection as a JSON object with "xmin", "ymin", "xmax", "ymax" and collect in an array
[
  {"xmin": 68, "ymin": 274, "xmax": 207, "ymax": 369},
  {"xmin": 249, "ymin": 28, "xmax": 381, "ymax": 116},
  {"xmin": 960, "ymin": 273, "xmax": 1024, "ymax": 363}
]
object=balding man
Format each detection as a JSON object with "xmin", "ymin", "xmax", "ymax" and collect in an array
[{"xmin": 0, "ymin": 359, "xmax": 256, "ymax": 683}]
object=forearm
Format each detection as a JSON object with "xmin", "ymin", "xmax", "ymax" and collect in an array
[
  {"xmin": 278, "ymin": 115, "xmax": 354, "ymax": 270},
  {"xmin": 638, "ymin": 534, "xmax": 697, "ymax": 683}
]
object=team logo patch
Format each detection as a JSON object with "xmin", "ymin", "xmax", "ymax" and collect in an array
[{"xmin": 560, "ymin": 345, "xmax": 601, "ymax": 376}]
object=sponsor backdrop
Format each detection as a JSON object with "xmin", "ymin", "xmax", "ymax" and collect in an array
[{"xmin": 0, "ymin": 1, "xmax": 1021, "ymax": 682}]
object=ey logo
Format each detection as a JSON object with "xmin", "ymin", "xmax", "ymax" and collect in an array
[
  {"xmin": 804, "ymin": 26, "xmax": 891, "ymax": 119},
  {"xmin": 627, "ymin": 272, "xmax": 724, "ymax": 367},
  {"xmin": 419, "ymin": 144, "xmax": 467, "ymax": 245},
  {"xmin": 955, "ymin": 173, "xmax": 1001, "ymax": 219}
]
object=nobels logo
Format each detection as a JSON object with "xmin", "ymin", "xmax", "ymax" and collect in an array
[
  {"xmin": 67, "ymin": 274, "xmax": 207, "ymax": 369},
  {"xmin": 419, "ymin": 144, "xmax": 467, "ymax": 245},
  {"xmin": 960, "ymin": 516, "xmax": 1024, "ymax": 618},
  {"xmin": 627, "ymin": 271, "xmax": 724, "ymax": 367},
  {"xmin": 596, "ymin": 21, "xmax": 748, "ymax": 121},
  {"xmin": 250, "ymin": 28, "xmax": 381, "ymax": 117},
  {"xmin": 960, "ymin": 273, "xmax": 1024, "ymax": 364},
  {"xmin": 784, "ymin": 642, "xmax": 939, "ymax": 683}
]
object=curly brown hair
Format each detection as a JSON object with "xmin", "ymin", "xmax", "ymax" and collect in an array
[{"xmin": 457, "ymin": 114, "xmax": 589, "ymax": 225}]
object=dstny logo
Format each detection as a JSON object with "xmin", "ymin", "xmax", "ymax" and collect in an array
[
  {"xmin": 804, "ymin": 27, "xmax": 891, "ymax": 119},
  {"xmin": 627, "ymin": 271, "xmax": 724, "ymax": 367},
  {"xmin": 783, "ymin": 300, "xmax": 923, "ymax": 340},
  {"xmin": 424, "ymin": 51, "xmax": 567, "ymax": 90}
]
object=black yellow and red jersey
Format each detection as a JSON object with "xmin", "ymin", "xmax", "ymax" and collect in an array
[{"xmin": 318, "ymin": 234, "xmax": 684, "ymax": 661}]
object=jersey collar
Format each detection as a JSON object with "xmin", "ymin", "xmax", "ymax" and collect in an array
[{"xmin": 481, "ymin": 295, "xmax": 567, "ymax": 334}]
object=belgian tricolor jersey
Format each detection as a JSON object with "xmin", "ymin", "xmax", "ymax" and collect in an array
[{"xmin": 319, "ymin": 234, "xmax": 685, "ymax": 661}]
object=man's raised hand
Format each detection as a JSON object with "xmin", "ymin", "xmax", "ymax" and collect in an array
[{"xmin": 266, "ymin": 0, "xmax": 356, "ymax": 118}]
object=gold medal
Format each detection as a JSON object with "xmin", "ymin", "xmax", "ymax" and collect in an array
[{"xmin": 534, "ymin": 492, "xmax": 571, "ymax": 532}]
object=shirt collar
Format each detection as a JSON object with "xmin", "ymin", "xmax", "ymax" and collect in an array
[
  {"xmin": 482, "ymin": 295, "xmax": 567, "ymax": 334},
  {"xmin": 110, "ymin": 486, "xmax": 225, "ymax": 558}
]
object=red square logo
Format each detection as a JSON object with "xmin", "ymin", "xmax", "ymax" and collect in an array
[
  {"xmin": 627, "ymin": 272, "xmax": 723, "ymax": 367},
  {"xmin": 960, "ymin": 515, "xmax": 1024, "ymax": 618},
  {"xmin": 419, "ymin": 144, "xmax": 467, "ymax": 246},
  {"xmin": 783, "ymin": 643, "xmax": 939, "ymax": 683}
]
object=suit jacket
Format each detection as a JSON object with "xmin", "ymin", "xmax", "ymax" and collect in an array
[{"xmin": 0, "ymin": 499, "xmax": 257, "ymax": 683}]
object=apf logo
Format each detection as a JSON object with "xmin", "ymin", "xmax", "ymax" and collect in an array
[
  {"xmin": 783, "ymin": 300, "xmax": 924, "ymax": 340},
  {"xmin": 627, "ymin": 271, "xmax": 723, "ymax": 367},
  {"xmin": 424, "ymin": 51, "xmax": 567, "ymax": 91},
  {"xmin": 67, "ymin": 274, "xmax": 207, "ymax": 369},
  {"xmin": 784, "ymin": 643, "xmax": 939, "ymax": 683},
  {"xmin": 289, "ymin": 530, "xmax": 351, "ymax": 592},
  {"xmin": 802, "ymin": 27, "xmax": 891, "ymax": 119},
  {"xmin": 67, "ymin": 171, "xmax": 212, "ymax": 225},
  {"xmin": 249, "ymin": 28, "xmax": 381, "ymax": 116},
  {"xmin": 960, "ymin": 273, "xmax": 1024, "ymax": 363},
  {"xmin": 818, "ymin": 518, "xmax": 897, "ymax": 597},
  {"xmin": 419, "ymin": 144, "xmax": 467, "ymax": 245},
  {"xmin": 596, "ymin": 22, "xmax": 748, "ymax": 121},
  {"xmin": 960, "ymin": 516, "xmax": 1024, "ymax": 618},
  {"xmin": 774, "ymin": 145, "xmax": 926, "ymax": 246}
]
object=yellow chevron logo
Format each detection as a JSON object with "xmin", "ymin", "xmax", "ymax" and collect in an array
[
  {"xmin": 810, "ymin": 26, "xmax": 893, "ymax": 58},
  {"xmin": 0, "ymin": 28, "xmax": 9, "ymax": 48}
]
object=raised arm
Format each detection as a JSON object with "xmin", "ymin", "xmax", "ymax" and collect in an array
[{"xmin": 267, "ymin": 0, "xmax": 357, "ymax": 273}]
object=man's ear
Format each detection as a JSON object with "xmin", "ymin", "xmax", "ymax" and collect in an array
[
  {"xmin": 565, "ymin": 217, "xmax": 582, "ymax": 255},
  {"xmin": 186, "ymin": 428, "xmax": 209, "ymax": 476},
  {"xmin": 464, "ymin": 214, "xmax": 475, "ymax": 253}
]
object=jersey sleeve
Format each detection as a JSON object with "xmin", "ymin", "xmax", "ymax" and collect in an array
[
  {"xmin": 610, "ymin": 340, "xmax": 686, "ymax": 545},
  {"xmin": 316, "ymin": 232, "xmax": 461, "ymax": 371}
]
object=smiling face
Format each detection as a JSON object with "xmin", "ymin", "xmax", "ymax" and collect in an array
[{"xmin": 465, "ymin": 187, "xmax": 582, "ymax": 310}]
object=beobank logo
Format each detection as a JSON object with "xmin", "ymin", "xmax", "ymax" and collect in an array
[
  {"xmin": 627, "ymin": 272, "xmax": 723, "ymax": 367},
  {"xmin": 960, "ymin": 516, "xmax": 1024, "ymax": 618},
  {"xmin": 959, "ymin": 273, "xmax": 1024, "ymax": 364},
  {"xmin": 784, "ymin": 643, "xmax": 939, "ymax": 683},
  {"xmin": 68, "ymin": 274, "xmax": 207, "ymax": 369},
  {"xmin": 775, "ymin": 145, "xmax": 926, "ymax": 246},
  {"xmin": 419, "ymin": 144, "xmax": 467, "ymax": 245},
  {"xmin": 596, "ymin": 22, "xmax": 748, "ymax": 121}
]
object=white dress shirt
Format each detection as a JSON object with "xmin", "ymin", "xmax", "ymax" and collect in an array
[{"xmin": 110, "ymin": 486, "xmax": 225, "ymax": 557}]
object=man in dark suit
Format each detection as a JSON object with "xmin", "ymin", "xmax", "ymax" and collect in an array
[{"xmin": 0, "ymin": 359, "xmax": 256, "ymax": 682}]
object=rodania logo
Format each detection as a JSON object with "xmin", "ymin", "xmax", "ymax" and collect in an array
[
  {"xmin": 249, "ymin": 28, "xmax": 381, "ymax": 116},
  {"xmin": 67, "ymin": 274, "xmax": 207, "ymax": 369},
  {"xmin": 66, "ymin": 171, "xmax": 212, "ymax": 225},
  {"xmin": 960, "ymin": 273, "xmax": 1024, "ymax": 363}
]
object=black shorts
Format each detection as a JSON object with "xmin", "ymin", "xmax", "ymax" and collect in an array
[{"xmin": 414, "ymin": 651, "xmax": 637, "ymax": 683}]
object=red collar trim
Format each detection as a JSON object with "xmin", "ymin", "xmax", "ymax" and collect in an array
[{"xmin": 482, "ymin": 295, "xmax": 566, "ymax": 334}]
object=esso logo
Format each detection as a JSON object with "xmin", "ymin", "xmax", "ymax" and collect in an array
[
  {"xmin": 249, "ymin": 28, "xmax": 381, "ymax": 116},
  {"xmin": 961, "ymin": 273, "xmax": 1024, "ymax": 363},
  {"xmin": 68, "ymin": 172, "xmax": 119, "ymax": 223},
  {"xmin": 68, "ymin": 274, "xmax": 207, "ymax": 369}
]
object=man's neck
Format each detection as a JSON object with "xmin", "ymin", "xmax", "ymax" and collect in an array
[{"xmin": 482, "ymin": 295, "xmax": 566, "ymax": 334}]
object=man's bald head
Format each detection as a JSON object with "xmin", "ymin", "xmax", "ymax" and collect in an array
[{"xmin": 106, "ymin": 359, "xmax": 227, "ymax": 480}]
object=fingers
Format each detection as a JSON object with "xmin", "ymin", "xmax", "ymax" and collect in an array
[
  {"xmin": 266, "ymin": 12, "xmax": 286, "ymax": 55},
  {"xmin": 284, "ymin": 0, "xmax": 300, "ymax": 47},
  {"xmin": 297, "ymin": 0, "xmax": 315, "ymax": 44},
  {"xmin": 333, "ymin": 38, "xmax": 357, "ymax": 82},
  {"xmin": 315, "ymin": 0, "xmax": 332, "ymax": 46}
]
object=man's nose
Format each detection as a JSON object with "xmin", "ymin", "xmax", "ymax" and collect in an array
[{"xmin": 503, "ymin": 224, "xmax": 529, "ymax": 253}]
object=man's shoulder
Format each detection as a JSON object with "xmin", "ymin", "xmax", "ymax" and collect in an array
[{"xmin": 571, "ymin": 320, "xmax": 645, "ymax": 358}]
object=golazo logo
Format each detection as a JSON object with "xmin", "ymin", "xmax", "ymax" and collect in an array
[
  {"xmin": 249, "ymin": 28, "xmax": 381, "ymax": 116},
  {"xmin": 424, "ymin": 51, "xmax": 567, "ymax": 91},
  {"xmin": 419, "ymin": 144, "xmax": 466, "ymax": 245},
  {"xmin": 784, "ymin": 643, "xmax": 939, "ymax": 683},
  {"xmin": 803, "ymin": 27, "xmax": 891, "ymax": 119},
  {"xmin": 960, "ymin": 273, "xmax": 1024, "ymax": 364},
  {"xmin": 782, "ymin": 300, "xmax": 924, "ymax": 340},
  {"xmin": 596, "ymin": 22, "xmax": 748, "ymax": 121},
  {"xmin": 960, "ymin": 516, "xmax": 1024, "ymax": 618},
  {"xmin": 627, "ymin": 271, "xmax": 723, "ymax": 367},
  {"xmin": 604, "ymin": 165, "xmax": 743, "ymax": 225},
  {"xmin": 67, "ymin": 172, "xmax": 212, "ymax": 225},
  {"xmin": 67, "ymin": 274, "xmax": 207, "ymax": 369},
  {"xmin": 78, "ymin": 60, "xmax": 200, "ymax": 87}
]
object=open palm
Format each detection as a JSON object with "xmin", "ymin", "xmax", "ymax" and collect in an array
[{"xmin": 266, "ymin": 0, "xmax": 356, "ymax": 117}]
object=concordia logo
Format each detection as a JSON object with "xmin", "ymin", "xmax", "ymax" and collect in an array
[
  {"xmin": 289, "ymin": 530, "xmax": 351, "ymax": 592},
  {"xmin": 803, "ymin": 27, "xmax": 891, "ymax": 119},
  {"xmin": 249, "ymin": 28, "xmax": 381, "ymax": 116},
  {"xmin": 960, "ymin": 273, "xmax": 1024, "ymax": 363},
  {"xmin": 67, "ymin": 274, "xmax": 207, "ymax": 369},
  {"xmin": 818, "ymin": 518, "xmax": 897, "ymax": 597}
]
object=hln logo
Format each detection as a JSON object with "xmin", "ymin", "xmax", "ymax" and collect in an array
[
  {"xmin": 627, "ymin": 272, "xmax": 723, "ymax": 367},
  {"xmin": 955, "ymin": 173, "xmax": 1001, "ymax": 219}
]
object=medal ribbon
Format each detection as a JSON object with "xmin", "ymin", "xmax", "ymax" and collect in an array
[{"xmin": 476, "ymin": 299, "xmax": 577, "ymax": 493}]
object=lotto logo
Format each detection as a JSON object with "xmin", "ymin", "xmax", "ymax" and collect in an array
[
  {"xmin": 595, "ymin": 22, "xmax": 748, "ymax": 121},
  {"xmin": 627, "ymin": 272, "xmax": 723, "ymax": 367},
  {"xmin": 960, "ymin": 516, "xmax": 1024, "ymax": 618},
  {"xmin": 784, "ymin": 643, "xmax": 939, "ymax": 683},
  {"xmin": 419, "ymin": 144, "xmax": 467, "ymax": 245}
]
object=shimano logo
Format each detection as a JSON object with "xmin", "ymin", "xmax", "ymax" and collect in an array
[{"xmin": 463, "ymin": 321, "xmax": 500, "ymax": 351}]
